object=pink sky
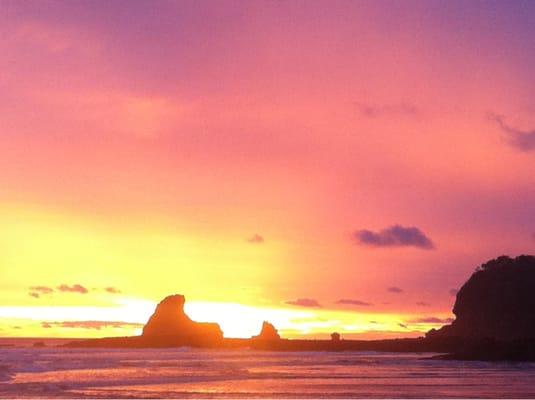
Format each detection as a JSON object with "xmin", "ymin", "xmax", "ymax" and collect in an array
[{"xmin": 1, "ymin": 0, "xmax": 534, "ymax": 338}]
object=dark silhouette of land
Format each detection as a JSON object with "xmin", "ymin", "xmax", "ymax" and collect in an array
[
  {"xmin": 65, "ymin": 255, "xmax": 535, "ymax": 361},
  {"xmin": 428, "ymin": 255, "xmax": 535, "ymax": 340},
  {"xmin": 427, "ymin": 255, "xmax": 535, "ymax": 360}
]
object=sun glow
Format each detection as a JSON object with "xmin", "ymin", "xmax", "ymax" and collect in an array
[
  {"xmin": 185, "ymin": 301, "xmax": 313, "ymax": 338},
  {"xmin": 0, "ymin": 296, "xmax": 445, "ymax": 339}
]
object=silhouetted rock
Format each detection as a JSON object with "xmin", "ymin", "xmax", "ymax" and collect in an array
[
  {"xmin": 142, "ymin": 294, "xmax": 223, "ymax": 345},
  {"xmin": 428, "ymin": 255, "xmax": 535, "ymax": 341},
  {"xmin": 253, "ymin": 321, "xmax": 280, "ymax": 340}
]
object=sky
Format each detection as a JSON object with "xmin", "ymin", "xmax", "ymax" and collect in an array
[{"xmin": 1, "ymin": 0, "xmax": 534, "ymax": 339}]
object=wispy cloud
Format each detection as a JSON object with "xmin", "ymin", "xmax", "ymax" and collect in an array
[
  {"xmin": 30, "ymin": 284, "xmax": 118, "ymax": 297},
  {"xmin": 247, "ymin": 234, "xmax": 264, "ymax": 244},
  {"xmin": 488, "ymin": 113, "xmax": 535, "ymax": 151},
  {"xmin": 355, "ymin": 101, "xmax": 419, "ymax": 118},
  {"xmin": 285, "ymin": 298, "xmax": 322, "ymax": 308},
  {"xmin": 416, "ymin": 301, "xmax": 430, "ymax": 307},
  {"xmin": 28, "ymin": 285, "xmax": 54, "ymax": 298},
  {"xmin": 335, "ymin": 299, "xmax": 373, "ymax": 306},
  {"xmin": 57, "ymin": 284, "xmax": 89, "ymax": 294},
  {"xmin": 29, "ymin": 286, "xmax": 54, "ymax": 294},
  {"xmin": 388, "ymin": 287, "xmax": 404, "ymax": 294},
  {"xmin": 408, "ymin": 317, "xmax": 453, "ymax": 324},
  {"xmin": 41, "ymin": 320, "xmax": 143, "ymax": 330},
  {"xmin": 354, "ymin": 225, "xmax": 434, "ymax": 250}
]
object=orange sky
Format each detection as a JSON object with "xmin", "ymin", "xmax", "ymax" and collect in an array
[{"xmin": 1, "ymin": 0, "xmax": 534, "ymax": 339}]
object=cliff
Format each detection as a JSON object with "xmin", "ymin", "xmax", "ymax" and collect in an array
[{"xmin": 428, "ymin": 255, "xmax": 535, "ymax": 340}]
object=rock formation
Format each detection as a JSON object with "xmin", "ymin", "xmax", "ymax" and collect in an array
[
  {"xmin": 428, "ymin": 255, "xmax": 535, "ymax": 340},
  {"xmin": 253, "ymin": 321, "xmax": 280, "ymax": 340},
  {"xmin": 142, "ymin": 294, "xmax": 223, "ymax": 345}
]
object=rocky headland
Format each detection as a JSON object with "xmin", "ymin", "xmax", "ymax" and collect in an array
[{"xmin": 426, "ymin": 255, "xmax": 535, "ymax": 360}]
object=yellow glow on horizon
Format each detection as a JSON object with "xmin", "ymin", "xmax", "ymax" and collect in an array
[
  {"xmin": 0, "ymin": 204, "xmax": 453, "ymax": 341},
  {"xmin": 0, "ymin": 297, "xmax": 449, "ymax": 340},
  {"xmin": 0, "ymin": 203, "xmax": 290, "ymax": 307}
]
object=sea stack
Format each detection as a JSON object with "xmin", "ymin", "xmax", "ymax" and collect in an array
[
  {"xmin": 253, "ymin": 321, "xmax": 281, "ymax": 341},
  {"xmin": 428, "ymin": 255, "xmax": 535, "ymax": 340},
  {"xmin": 142, "ymin": 294, "xmax": 223, "ymax": 346}
]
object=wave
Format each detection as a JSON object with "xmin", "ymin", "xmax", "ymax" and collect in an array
[{"xmin": 2, "ymin": 347, "xmax": 535, "ymax": 398}]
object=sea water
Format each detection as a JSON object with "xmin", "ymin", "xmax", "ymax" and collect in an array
[{"xmin": 1, "ymin": 339, "xmax": 535, "ymax": 398}]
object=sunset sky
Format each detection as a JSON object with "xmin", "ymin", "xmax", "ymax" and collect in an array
[{"xmin": 1, "ymin": 0, "xmax": 535, "ymax": 339}]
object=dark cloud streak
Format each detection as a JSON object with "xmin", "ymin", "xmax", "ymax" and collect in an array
[
  {"xmin": 41, "ymin": 320, "xmax": 143, "ymax": 330},
  {"xmin": 247, "ymin": 234, "xmax": 264, "ymax": 244},
  {"xmin": 355, "ymin": 101, "xmax": 419, "ymax": 118},
  {"xmin": 489, "ymin": 113, "xmax": 535, "ymax": 151},
  {"xmin": 416, "ymin": 301, "xmax": 430, "ymax": 307},
  {"xmin": 28, "ymin": 285, "xmax": 54, "ymax": 299},
  {"xmin": 285, "ymin": 298, "xmax": 321, "ymax": 308},
  {"xmin": 335, "ymin": 299, "xmax": 373, "ymax": 306},
  {"xmin": 57, "ymin": 284, "xmax": 89, "ymax": 294},
  {"xmin": 355, "ymin": 225, "xmax": 434, "ymax": 250},
  {"xmin": 408, "ymin": 317, "xmax": 454, "ymax": 324}
]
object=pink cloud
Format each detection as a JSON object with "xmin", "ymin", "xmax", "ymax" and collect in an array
[
  {"xmin": 57, "ymin": 284, "xmax": 88, "ymax": 294},
  {"xmin": 41, "ymin": 320, "xmax": 143, "ymax": 330},
  {"xmin": 29, "ymin": 285, "xmax": 54, "ymax": 294},
  {"xmin": 247, "ymin": 234, "xmax": 264, "ymax": 244},
  {"xmin": 285, "ymin": 298, "xmax": 321, "ymax": 308}
]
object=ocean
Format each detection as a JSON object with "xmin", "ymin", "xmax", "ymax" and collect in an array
[{"xmin": 1, "ymin": 339, "xmax": 535, "ymax": 398}]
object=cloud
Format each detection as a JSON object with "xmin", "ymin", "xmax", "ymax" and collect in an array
[
  {"xmin": 408, "ymin": 317, "xmax": 454, "ymax": 324},
  {"xmin": 41, "ymin": 320, "xmax": 143, "ymax": 330},
  {"xmin": 416, "ymin": 301, "xmax": 430, "ymax": 307},
  {"xmin": 355, "ymin": 101, "xmax": 419, "ymax": 118},
  {"xmin": 354, "ymin": 225, "xmax": 434, "ymax": 250},
  {"xmin": 449, "ymin": 288, "xmax": 458, "ymax": 296},
  {"xmin": 488, "ymin": 113, "xmax": 535, "ymax": 151},
  {"xmin": 285, "ymin": 298, "xmax": 322, "ymax": 308},
  {"xmin": 28, "ymin": 285, "xmax": 54, "ymax": 299},
  {"xmin": 30, "ymin": 284, "xmax": 118, "ymax": 297},
  {"xmin": 247, "ymin": 234, "xmax": 264, "ymax": 244},
  {"xmin": 387, "ymin": 287, "xmax": 403, "ymax": 294},
  {"xmin": 335, "ymin": 299, "xmax": 373, "ymax": 306},
  {"xmin": 57, "ymin": 284, "xmax": 89, "ymax": 294},
  {"xmin": 398, "ymin": 322, "xmax": 408, "ymax": 329},
  {"xmin": 29, "ymin": 286, "xmax": 54, "ymax": 294}
]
